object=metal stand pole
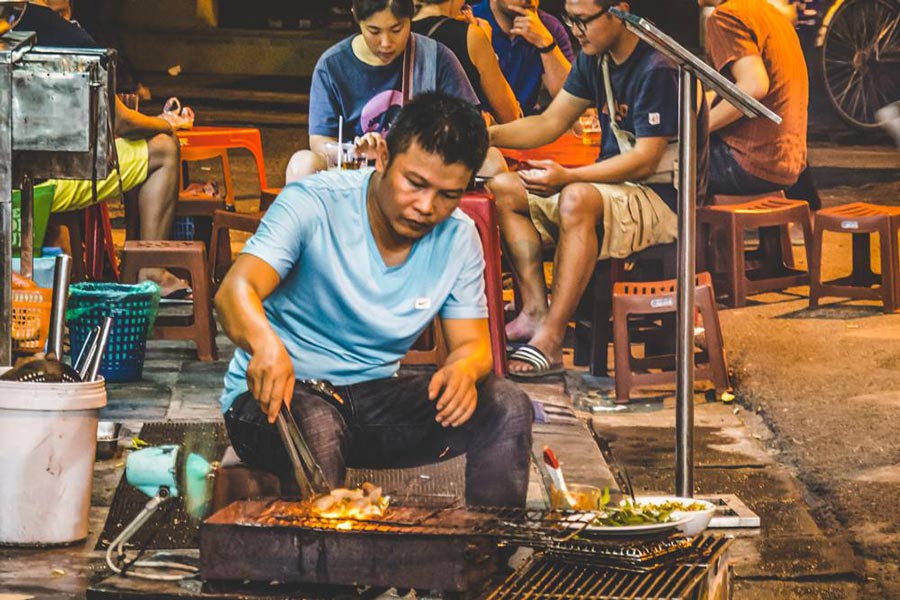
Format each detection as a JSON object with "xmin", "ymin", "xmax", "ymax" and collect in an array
[
  {"xmin": 675, "ymin": 67, "xmax": 698, "ymax": 498},
  {"xmin": 20, "ymin": 174, "xmax": 33, "ymax": 279},
  {"xmin": 0, "ymin": 58, "xmax": 13, "ymax": 366}
]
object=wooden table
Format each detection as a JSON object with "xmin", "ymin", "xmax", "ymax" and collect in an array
[{"xmin": 500, "ymin": 133, "xmax": 599, "ymax": 169}]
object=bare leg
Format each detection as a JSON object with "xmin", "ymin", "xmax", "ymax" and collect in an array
[
  {"xmin": 133, "ymin": 132, "xmax": 185, "ymax": 295},
  {"xmin": 511, "ymin": 183, "xmax": 604, "ymax": 374},
  {"xmin": 489, "ymin": 172, "xmax": 547, "ymax": 342},
  {"xmin": 285, "ymin": 150, "xmax": 327, "ymax": 183},
  {"xmin": 477, "ymin": 147, "xmax": 508, "ymax": 178}
]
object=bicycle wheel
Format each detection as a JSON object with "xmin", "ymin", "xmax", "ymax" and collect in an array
[{"xmin": 821, "ymin": 0, "xmax": 900, "ymax": 129}]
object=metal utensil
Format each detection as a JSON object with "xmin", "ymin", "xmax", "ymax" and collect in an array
[
  {"xmin": 74, "ymin": 326, "xmax": 99, "ymax": 377},
  {"xmin": 275, "ymin": 402, "xmax": 331, "ymax": 499},
  {"xmin": 622, "ymin": 468, "xmax": 637, "ymax": 504},
  {"xmin": 86, "ymin": 316, "xmax": 113, "ymax": 381}
]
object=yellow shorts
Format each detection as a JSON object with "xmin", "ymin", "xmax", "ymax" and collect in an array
[
  {"xmin": 48, "ymin": 138, "xmax": 149, "ymax": 213},
  {"xmin": 528, "ymin": 182, "xmax": 678, "ymax": 260}
]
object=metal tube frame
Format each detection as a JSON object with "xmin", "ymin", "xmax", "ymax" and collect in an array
[
  {"xmin": 1, "ymin": 56, "xmax": 12, "ymax": 365},
  {"xmin": 675, "ymin": 68, "xmax": 698, "ymax": 498}
]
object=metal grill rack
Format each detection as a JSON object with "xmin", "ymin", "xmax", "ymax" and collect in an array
[
  {"xmin": 486, "ymin": 536, "xmax": 733, "ymax": 599},
  {"xmin": 236, "ymin": 501, "xmax": 729, "ymax": 573}
]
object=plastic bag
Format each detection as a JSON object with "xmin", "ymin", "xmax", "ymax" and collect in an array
[{"xmin": 160, "ymin": 97, "xmax": 195, "ymax": 130}]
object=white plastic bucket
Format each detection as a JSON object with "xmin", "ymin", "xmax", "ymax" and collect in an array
[{"xmin": 0, "ymin": 375, "xmax": 106, "ymax": 545}]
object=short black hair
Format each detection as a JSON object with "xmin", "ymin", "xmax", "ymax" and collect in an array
[
  {"xmin": 353, "ymin": 0, "xmax": 416, "ymax": 21},
  {"xmin": 386, "ymin": 92, "xmax": 489, "ymax": 175}
]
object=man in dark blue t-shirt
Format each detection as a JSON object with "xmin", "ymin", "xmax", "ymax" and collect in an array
[
  {"xmin": 487, "ymin": 0, "xmax": 708, "ymax": 379},
  {"xmin": 472, "ymin": 0, "xmax": 575, "ymax": 115}
]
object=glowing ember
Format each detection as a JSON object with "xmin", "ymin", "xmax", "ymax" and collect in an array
[{"xmin": 310, "ymin": 483, "xmax": 389, "ymax": 521}]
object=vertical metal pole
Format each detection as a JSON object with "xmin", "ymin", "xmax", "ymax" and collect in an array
[
  {"xmin": 0, "ymin": 59, "xmax": 13, "ymax": 366},
  {"xmin": 676, "ymin": 67, "xmax": 698, "ymax": 498},
  {"xmin": 20, "ymin": 174, "xmax": 33, "ymax": 279}
]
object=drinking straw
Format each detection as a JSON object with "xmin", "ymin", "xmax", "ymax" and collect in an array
[{"xmin": 337, "ymin": 115, "xmax": 344, "ymax": 170}]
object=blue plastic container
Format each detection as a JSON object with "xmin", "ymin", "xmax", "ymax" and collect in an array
[{"xmin": 66, "ymin": 282, "xmax": 161, "ymax": 382}]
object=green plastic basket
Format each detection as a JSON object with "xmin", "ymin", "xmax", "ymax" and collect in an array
[
  {"xmin": 12, "ymin": 183, "xmax": 55, "ymax": 258},
  {"xmin": 66, "ymin": 282, "xmax": 162, "ymax": 382}
]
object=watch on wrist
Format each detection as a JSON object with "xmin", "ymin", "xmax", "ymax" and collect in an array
[{"xmin": 538, "ymin": 40, "xmax": 558, "ymax": 54}]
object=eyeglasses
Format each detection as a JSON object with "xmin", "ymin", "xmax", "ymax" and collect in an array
[{"xmin": 561, "ymin": 7, "xmax": 608, "ymax": 34}]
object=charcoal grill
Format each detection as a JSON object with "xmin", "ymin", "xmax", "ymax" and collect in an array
[{"xmin": 200, "ymin": 500, "xmax": 733, "ymax": 598}]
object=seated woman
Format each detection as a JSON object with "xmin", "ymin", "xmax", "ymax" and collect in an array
[
  {"xmin": 412, "ymin": 0, "xmax": 522, "ymax": 124},
  {"xmin": 285, "ymin": 0, "xmax": 480, "ymax": 182}
]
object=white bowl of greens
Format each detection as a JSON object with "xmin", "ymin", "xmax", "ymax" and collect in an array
[{"xmin": 633, "ymin": 496, "xmax": 716, "ymax": 536}]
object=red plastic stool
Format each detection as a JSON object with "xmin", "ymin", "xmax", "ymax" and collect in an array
[
  {"xmin": 612, "ymin": 271, "xmax": 729, "ymax": 404},
  {"xmin": 698, "ymin": 196, "xmax": 812, "ymax": 307},
  {"xmin": 401, "ymin": 191, "xmax": 507, "ymax": 376},
  {"xmin": 810, "ymin": 202, "xmax": 900, "ymax": 313}
]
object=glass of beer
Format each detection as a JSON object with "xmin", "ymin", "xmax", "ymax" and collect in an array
[
  {"xmin": 578, "ymin": 110, "xmax": 601, "ymax": 146},
  {"xmin": 324, "ymin": 142, "xmax": 366, "ymax": 170}
]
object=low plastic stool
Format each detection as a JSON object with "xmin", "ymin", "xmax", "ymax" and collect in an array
[
  {"xmin": 698, "ymin": 196, "xmax": 813, "ymax": 307},
  {"xmin": 809, "ymin": 202, "xmax": 900, "ymax": 313},
  {"xmin": 574, "ymin": 242, "xmax": 677, "ymax": 377},
  {"xmin": 207, "ymin": 188, "xmax": 281, "ymax": 284},
  {"xmin": 119, "ymin": 240, "xmax": 218, "ymax": 361},
  {"xmin": 612, "ymin": 271, "xmax": 729, "ymax": 404}
]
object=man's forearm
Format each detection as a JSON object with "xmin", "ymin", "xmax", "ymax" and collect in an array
[
  {"xmin": 540, "ymin": 48, "xmax": 571, "ymax": 99},
  {"xmin": 491, "ymin": 114, "xmax": 568, "ymax": 149},
  {"xmin": 565, "ymin": 149, "xmax": 661, "ymax": 185},
  {"xmin": 444, "ymin": 339, "xmax": 493, "ymax": 382},
  {"xmin": 708, "ymin": 100, "xmax": 745, "ymax": 133}
]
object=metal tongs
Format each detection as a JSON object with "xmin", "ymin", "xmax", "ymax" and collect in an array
[{"xmin": 275, "ymin": 402, "xmax": 331, "ymax": 499}]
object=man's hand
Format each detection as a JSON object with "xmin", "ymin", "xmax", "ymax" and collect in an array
[
  {"xmin": 246, "ymin": 337, "xmax": 296, "ymax": 424},
  {"xmin": 518, "ymin": 159, "xmax": 571, "ymax": 196},
  {"xmin": 428, "ymin": 362, "xmax": 479, "ymax": 428},
  {"xmin": 507, "ymin": 4, "xmax": 554, "ymax": 49}
]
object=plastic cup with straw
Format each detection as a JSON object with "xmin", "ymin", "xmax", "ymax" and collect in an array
[{"xmin": 337, "ymin": 115, "xmax": 344, "ymax": 170}]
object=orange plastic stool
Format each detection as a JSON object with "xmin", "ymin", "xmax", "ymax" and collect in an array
[
  {"xmin": 612, "ymin": 272, "xmax": 729, "ymax": 404},
  {"xmin": 810, "ymin": 202, "xmax": 900, "ymax": 313},
  {"xmin": 119, "ymin": 241, "xmax": 217, "ymax": 361},
  {"xmin": 698, "ymin": 196, "xmax": 812, "ymax": 307}
]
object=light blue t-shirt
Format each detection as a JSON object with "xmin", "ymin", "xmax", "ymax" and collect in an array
[{"xmin": 220, "ymin": 169, "xmax": 488, "ymax": 412}]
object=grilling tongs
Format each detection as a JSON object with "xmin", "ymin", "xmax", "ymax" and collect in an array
[{"xmin": 275, "ymin": 403, "xmax": 331, "ymax": 499}]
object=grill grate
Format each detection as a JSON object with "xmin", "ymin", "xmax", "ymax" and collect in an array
[
  {"xmin": 227, "ymin": 500, "xmax": 729, "ymax": 573},
  {"xmin": 486, "ymin": 558, "xmax": 709, "ymax": 599}
]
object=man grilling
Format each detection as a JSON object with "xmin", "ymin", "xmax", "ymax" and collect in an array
[{"xmin": 216, "ymin": 92, "xmax": 533, "ymax": 508}]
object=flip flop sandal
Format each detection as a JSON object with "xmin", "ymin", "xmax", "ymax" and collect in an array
[
  {"xmin": 160, "ymin": 286, "xmax": 193, "ymax": 305},
  {"xmin": 505, "ymin": 340, "xmax": 528, "ymax": 354},
  {"xmin": 507, "ymin": 344, "xmax": 565, "ymax": 380}
]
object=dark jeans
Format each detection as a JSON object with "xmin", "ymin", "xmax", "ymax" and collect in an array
[
  {"xmin": 224, "ymin": 371, "xmax": 534, "ymax": 508},
  {"xmin": 708, "ymin": 134, "xmax": 789, "ymax": 197}
]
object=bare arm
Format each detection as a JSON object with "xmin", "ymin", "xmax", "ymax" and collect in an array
[
  {"xmin": 468, "ymin": 24, "xmax": 522, "ymax": 124},
  {"xmin": 114, "ymin": 97, "xmax": 173, "ymax": 139},
  {"xmin": 215, "ymin": 254, "xmax": 294, "ymax": 423},
  {"xmin": 489, "ymin": 89, "xmax": 590, "ymax": 149},
  {"xmin": 709, "ymin": 54, "xmax": 770, "ymax": 132},
  {"xmin": 309, "ymin": 134, "xmax": 338, "ymax": 157},
  {"xmin": 518, "ymin": 136, "xmax": 670, "ymax": 196},
  {"xmin": 505, "ymin": 5, "xmax": 571, "ymax": 99},
  {"xmin": 427, "ymin": 318, "xmax": 493, "ymax": 427}
]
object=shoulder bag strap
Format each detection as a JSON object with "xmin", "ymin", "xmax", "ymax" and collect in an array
[
  {"xmin": 426, "ymin": 16, "xmax": 451, "ymax": 37},
  {"xmin": 401, "ymin": 34, "xmax": 416, "ymax": 106},
  {"xmin": 601, "ymin": 53, "xmax": 636, "ymax": 153}
]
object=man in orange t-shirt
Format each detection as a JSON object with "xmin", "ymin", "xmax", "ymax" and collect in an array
[{"xmin": 701, "ymin": 0, "xmax": 808, "ymax": 196}]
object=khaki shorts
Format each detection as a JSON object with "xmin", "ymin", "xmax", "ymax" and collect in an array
[
  {"xmin": 48, "ymin": 137, "xmax": 149, "ymax": 213},
  {"xmin": 528, "ymin": 182, "xmax": 678, "ymax": 260}
]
